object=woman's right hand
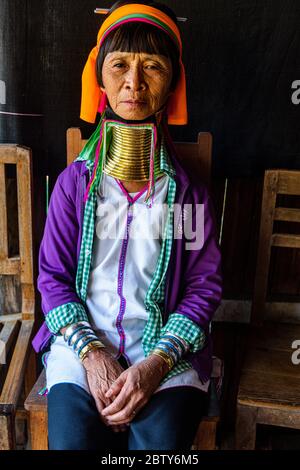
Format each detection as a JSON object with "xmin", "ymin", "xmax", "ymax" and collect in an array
[{"xmin": 82, "ymin": 348, "xmax": 127, "ymax": 433}]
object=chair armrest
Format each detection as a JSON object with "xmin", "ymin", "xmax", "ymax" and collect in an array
[{"xmin": 24, "ymin": 369, "xmax": 47, "ymax": 412}]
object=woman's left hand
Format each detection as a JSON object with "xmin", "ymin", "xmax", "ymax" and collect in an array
[{"xmin": 101, "ymin": 354, "xmax": 169, "ymax": 425}]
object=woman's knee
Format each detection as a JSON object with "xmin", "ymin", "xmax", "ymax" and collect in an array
[
  {"xmin": 128, "ymin": 387, "xmax": 208, "ymax": 450},
  {"xmin": 47, "ymin": 383, "xmax": 106, "ymax": 450}
]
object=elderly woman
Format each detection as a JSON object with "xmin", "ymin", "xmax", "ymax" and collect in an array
[{"xmin": 32, "ymin": 0, "xmax": 222, "ymax": 450}]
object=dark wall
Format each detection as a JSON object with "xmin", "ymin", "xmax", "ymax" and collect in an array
[{"xmin": 1, "ymin": 0, "xmax": 300, "ymax": 184}]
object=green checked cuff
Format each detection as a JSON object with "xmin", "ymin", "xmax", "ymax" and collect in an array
[
  {"xmin": 45, "ymin": 302, "xmax": 89, "ymax": 334},
  {"xmin": 160, "ymin": 313, "xmax": 206, "ymax": 354}
]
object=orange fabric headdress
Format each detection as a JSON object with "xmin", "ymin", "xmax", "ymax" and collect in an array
[{"xmin": 80, "ymin": 3, "xmax": 187, "ymax": 125}]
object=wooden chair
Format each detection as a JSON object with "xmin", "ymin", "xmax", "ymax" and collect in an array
[
  {"xmin": 236, "ymin": 169, "xmax": 300, "ymax": 449},
  {"xmin": 0, "ymin": 145, "xmax": 35, "ymax": 450},
  {"xmin": 25, "ymin": 128, "xmax": 223, "ymax": 450}
]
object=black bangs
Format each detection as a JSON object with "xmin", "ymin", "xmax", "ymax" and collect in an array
[
  {"xmin": 102, "ymin": 23, "xmax": 176, "ymax": 56},
  {"xmin": 96, "ymin": 22, "xmax": 180, "ymax": 91}
]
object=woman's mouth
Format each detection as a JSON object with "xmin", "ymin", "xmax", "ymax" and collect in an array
[{"xmin": 122, "ymin": 100, "xmax": 146, "ymax": 108}]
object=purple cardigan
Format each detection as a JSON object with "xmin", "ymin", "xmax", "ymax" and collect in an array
[{"xmin": 32, "ymin": 135, "xmax": 223, "ymax": 383}]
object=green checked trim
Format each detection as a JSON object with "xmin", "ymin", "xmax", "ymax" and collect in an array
[
  {"xmin": 161, "ymin": 314, "xmax": 206, "ymax": 354},
  {"xmin": 45, "ymin": 123, "xmax": 205, "ymax": 385},
  {"xmin": 45, "ymin": 302, "xmax": 89, "ymax": 334}
]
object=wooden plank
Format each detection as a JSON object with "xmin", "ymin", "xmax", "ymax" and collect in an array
[
  {"xmin": 0, "ymin": 146, "xmax": 18, "ymax": 164},
  {"xmin": 0, "ymin": 414, "xmax": 16, "ymax": 450},
  {"xmin": 16, "ymin": 147, "xmax": 34, "ymax": 286},
  {"xmin": 0, "ymin": 257, "xmax": 20, "ymax": 275},
  {"xmin": 235, "ymin": 405, "xmax": 257, "ymax": 450},
  {"xmin": 20, "ymin": 283, "xmax": 35, "ymax": 319},
  {"xmin": 0, "ymin": 313, "xmax": 22, "ymax": 323},
  {"xmin": 251, "ymin": 170, "xmax": 279, "ymax": 325},
  {"xmin": 274, "ymin": 207, "xmax": 300, "ymax": 223},
  {"xmin": 66, "ymin": 127, "xmax": 86, "ymax": 166},
  {"xmin": 277, "ymin": 170, "xmax": 300, "ymax": 196},
  {"xmin": 15, "ymin": 413, "xmax": 27, "ymax": 447},
  {"xmin": 28, "ymin": 410, "xmax": 48, "ymax": 450},
  {"xmin": 16, "ymin": 147, "xmax": 35, "ymax": 319},
  {"xmin": 24, "ymin": 369, "xmax": 47, "ymax": 412},
  {"xmin": 0, "ymin": 162, "xmax": 8, "ymax": 260},
  {"xmin": 257, "ymin": 406, "xmax": 300, "ymax": 429},
  {"xmin": 0, "ymin": 320, "xmax": 20, "ymax": 365},
  {"xmin": 25, "ymin": 347, "xmax": 37, "ymax": 398},
  {"xmin": 238, "ymin": 370, "xmax": 300, "ymax": 407},
  {"xmin": 25, "ymin": 369, "xmax": 48, "ymax": 449},
  {"xmin": 193, "ymin": 419, "xmax": 217, "ymax": 450},
  {"xmin": 0, "ymin": 275, "xmax": 21, "ymax": 315},
  {"xmin": 272, "ymin": 233, "xmax": 300, "ymax": 248},
  {"xmin": 16, "ymin": 408, "xmax": 28, "ymax": 420},
  {"xmin": 0, "ymin": 320, "xmax": 33, "ymax": 412},
  {"xmin": 243, "ymin": 348, "xmax": 300, "ymax": 378}
]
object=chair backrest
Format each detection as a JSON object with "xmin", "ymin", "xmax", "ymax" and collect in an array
[
  {"xmin": 251, "ymin": 169, "xmax": 300, "ymax": 326},
  {"xmin": 0, "ymin": 145, "xmax": 35, "ymax": 320},
  {"xmin": 66, "ymin": 127, "xmax": 212, "ymax": 186}
]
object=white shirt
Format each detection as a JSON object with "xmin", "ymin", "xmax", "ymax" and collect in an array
[{"xmin": 45, "ymin": 172, "xmax": 209, "ymax": 395}]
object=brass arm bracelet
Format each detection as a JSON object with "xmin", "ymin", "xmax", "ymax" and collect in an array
[
  {"xmin": 151, "ymin": 349, "xmax": 174, "ymax": 371},
  {"xmin": 64, "ymin": 321, "xmax": 92, "ymax": 343},
  {"xmin": 79, "ymin": 341, "xmax": 106, "ymax": 362}
]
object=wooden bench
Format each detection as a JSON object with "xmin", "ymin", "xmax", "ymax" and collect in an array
[
  {"xmin": 25, "ymin": 128, "xmax": 223, "ymax": 450},
  {"xmin": 0, "ymin": 145, "xmax": 36, "ymax": 450},
  {"xmin": 236, "ymin": 169, "xmax": 300, "ymax": 449}
]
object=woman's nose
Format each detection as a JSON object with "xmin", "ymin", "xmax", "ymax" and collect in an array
[{"xmin": 125, "ymin": 66, "xmax": 146, "ymax": 91}]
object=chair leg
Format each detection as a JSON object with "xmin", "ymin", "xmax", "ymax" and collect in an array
[
  {"xmin": 0, "ymin": 414, "xmax": 16, "ymax": 450},
  {"xmin": 235, "ymin": 404, "xmax": 257, "ymax": 450},
  {"xmin": 25, "ymin": 348, "xmax": 37, "ymax": 397},
  {"xmin": 28, "ymin": 410, "xmax": 48, "ymax": 450},
  {"xmin": 192, "ymin": 418, "xmax": 218, "ymax": 450}
]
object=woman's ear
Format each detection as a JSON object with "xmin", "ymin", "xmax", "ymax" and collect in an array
[{"xmin": 98, "ymin": 90, "xmax": 108, "ymax": 113}]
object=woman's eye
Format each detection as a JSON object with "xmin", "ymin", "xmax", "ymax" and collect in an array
[{"xmin": 113, "ymin": 63, "xmax": 125, "ymax": 68}]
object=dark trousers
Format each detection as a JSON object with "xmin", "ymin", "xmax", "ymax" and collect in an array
[{"xmin": 48, "ymin": 383, "xmax": 209, "ymax": 450}]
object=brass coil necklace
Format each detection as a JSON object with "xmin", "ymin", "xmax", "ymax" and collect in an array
[{"xmin": 102, "ymin": 123, "xmax": 164, "ymax": 181}]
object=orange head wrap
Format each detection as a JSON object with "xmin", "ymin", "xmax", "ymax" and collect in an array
[{"xmin": 80, "ymin": 3, "xmax": 187, "ymax": 125}]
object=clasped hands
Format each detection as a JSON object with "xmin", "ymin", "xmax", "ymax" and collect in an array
[{"xmin": 83, "ymin": 348, "xmax": 169, "ymax": 433}]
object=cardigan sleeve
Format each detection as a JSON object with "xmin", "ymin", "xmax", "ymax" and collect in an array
[
  {"xmin": 37, "ymin": 167, "xmax": 89, "ymax": 334},
  {"xmin": 159, "ymin": 313, "xmax": 206, "ymax": 353}
]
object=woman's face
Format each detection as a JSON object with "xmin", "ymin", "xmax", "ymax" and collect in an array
[{"xmin": 100, "ymin": 51, "xmax": 173, "ymax": 120}]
